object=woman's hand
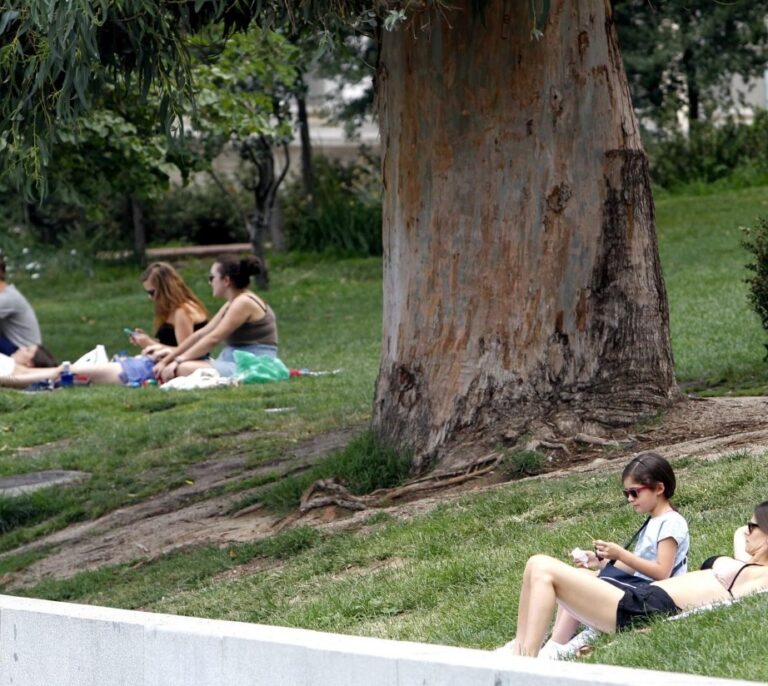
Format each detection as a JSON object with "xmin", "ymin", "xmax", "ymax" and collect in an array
[
  {"xmin": 593, "ymin": 540, "xmax": 624, "ymax": 562},
  {"xmin": 129, "ymin": 329, "xmax": 153, "ymax": 348},
  {"xmin": 156, "ymin": 359, "xmax": 180, "ymax": 383},
  {"xmin": 143, "ymin": 344, "xmax": 174, "ymax": 361},
  {"xmin": 575, "ymin": 550, "xmax": 601, "ymax": 569}
]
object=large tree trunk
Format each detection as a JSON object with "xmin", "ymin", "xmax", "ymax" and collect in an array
[{"xmin": 373, "ymin": 0, "xmax": 678, "ymax": 472}]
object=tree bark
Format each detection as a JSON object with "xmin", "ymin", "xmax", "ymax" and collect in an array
[
  {"xmin": 295, "ymin": 82, "xmax": 315, "ymax": 198},
  {"xmin": 130, "ymin": 196, "xmax": 147, "ymax": 267},
  {"xmin": 682, "ymin": 47, "xmax": 700, "ymax": 122},
  {"xmin": 374, "ymin": 0, "xmax": 678, "ymax": 472}
]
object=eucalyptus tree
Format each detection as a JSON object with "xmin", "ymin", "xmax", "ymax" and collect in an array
[{"xmin": 1, "ymin": 0, "xmax": 677, "ymax": 473}]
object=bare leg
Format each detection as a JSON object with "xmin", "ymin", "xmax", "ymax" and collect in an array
[
  {"xmin": 515, "ymin": 555, "xmax": 624, "ymax": 656},
  {"xmin": 176, "ymin": 360, "xmax": 213, "ymax": 377},
  {"xmin": 513, "ymin": 553, "xmax": 536, "ymax": 655},
  {"xmin": 550, "ymin": 605, "xmax": 581, "ymax": 644},
  {"xmin": 71, "ymin": 362, "xmax": 124, "ymax": 384},
  {"xmin": 0, "ymin": 362, "xmax": 126, "ymax": 387}
]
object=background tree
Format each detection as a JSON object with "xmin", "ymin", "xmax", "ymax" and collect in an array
[
  {"xmin": 614, "ymin": 0, "xmax": 768, "ymax": 130},
  {"xmin": 187, "ymin": 26, "xmax": 304, "ymax": 286},
  {"xmin": 315, "ymin": 30, "xmax": 379, "ymax": 139},
  {"xmin": 11, "ymin": 92, "xmax": 177, "ymax": 261},
  {"xmin": 1, "ymin": 0, "xmax": 678, "ymax": 473}
]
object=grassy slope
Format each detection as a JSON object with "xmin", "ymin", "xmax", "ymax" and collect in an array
[
  {"xmin": 657, "ymin": 186, "xmax": 768, "ymax": 392},
  {"xmin": 5, "ymin": 185, "xmax": 768, "ymax": 680},
  {"xmin": 0, "ymin": 256, "xmax": 382, "ymax": 550}
]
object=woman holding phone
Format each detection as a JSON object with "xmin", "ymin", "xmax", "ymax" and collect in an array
[{"xmin": 127, "ymin": 262, "xmax": 208, "ymax": 349}]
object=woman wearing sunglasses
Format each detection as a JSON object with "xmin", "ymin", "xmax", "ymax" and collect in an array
[
  {"xmin": 0, "ymin": 255, "xmax": 276, "ymax": 387},
  {"xmin": 127, "ymin": 262, "xmax": 209, "ymax": 350},
  {"xmin": 149, "ymin": 255, "xmax": 277, "ymax": 382},
  {"xmin": 540, "ymin": 453, "xmax": 689, "ymax": 658},
  {"xmin": 509, "ymin": 501, "xmax": 768, "ymax": 657}
]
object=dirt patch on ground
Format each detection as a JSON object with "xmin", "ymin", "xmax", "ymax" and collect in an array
[{"xmin": 3, "ymin": 396, "xmax": 768, "ymax": 589}]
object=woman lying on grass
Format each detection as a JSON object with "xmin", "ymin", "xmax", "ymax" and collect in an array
[
  {"xmin": 0, "ymin": 256, "xmax": 277, "ymax": 388},
  {"xmin": 0, "ymin": 344, "xmax": 57, "ymax": 377},
  {"xmin": 511, "ymin": 501, "xmax": 768, "ymax": 657}
]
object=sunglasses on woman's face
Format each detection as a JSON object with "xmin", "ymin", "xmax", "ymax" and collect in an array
[
  {"xmin": 208, "ymin": 274, "xmax": 216, "ymax": 283},
  {"xmin": 747, "ymin": 521, "xmax": 762, "ymax": 535},
  {"xmin": 145, "ymin": 288, "xmax": 156, "ymax": 297},
  {"xmin": 622, "ymin": 485, "xmax": 652, "ymax": 500}
]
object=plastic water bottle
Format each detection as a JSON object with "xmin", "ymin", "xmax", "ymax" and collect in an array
[{"xmin": 60, "ymin": 361, "xmax": 74, "ymax": 388}]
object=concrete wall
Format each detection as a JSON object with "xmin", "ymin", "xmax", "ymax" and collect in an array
[{"xmin": 0, "ymin": 594, "xmax": 751, "ymax": 686}]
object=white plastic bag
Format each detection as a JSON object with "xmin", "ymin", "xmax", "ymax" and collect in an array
[{"xmin": 75, "ymin": 344, "xmax": 108, "ymax": 366}]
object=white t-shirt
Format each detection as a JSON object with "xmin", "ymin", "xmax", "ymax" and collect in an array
[
  {"xmin": 0, "ymin": 353, "xmax": 15, "ymax": 377},
  {"xmin": 632, "ymin": 509, "xmax": 689, "ymax": 581}
]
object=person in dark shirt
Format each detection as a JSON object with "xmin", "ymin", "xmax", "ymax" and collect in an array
[
  {"xmin": 128, "ymin": 262, "xmax": 208, "ymax": 349},
  {"xmin": 0, "ymin": 256, "xmax": 277, "ymax": 387}
]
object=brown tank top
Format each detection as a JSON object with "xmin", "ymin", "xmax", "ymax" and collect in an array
[{"xmin": 226, "ymin": 294, "xmax": 278, "ymax": 346}]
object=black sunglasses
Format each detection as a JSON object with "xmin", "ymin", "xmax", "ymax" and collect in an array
[
  {"xmin": 208, "ymin": 274, "xmax": 216, "ymax": 283},
  {"xmin": 145, "ymin": 288, "xmax": 156, "ymax": 297},
  {"xmin": 747, "ymin": 521, "xmax": 762, "ymax": 534},
  {"xmin": 623, "ymin": 485, "xmax": 652, "ymax": 499}
]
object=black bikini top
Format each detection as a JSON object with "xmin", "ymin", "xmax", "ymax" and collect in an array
[{"xmin": 700, "ymin": 556, "xmax": 764, "ymax": 597}]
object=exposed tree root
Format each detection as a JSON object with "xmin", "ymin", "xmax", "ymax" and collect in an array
[{"xmin": 296, "ymin": 453, "xmax": 503, "ymax": 516}]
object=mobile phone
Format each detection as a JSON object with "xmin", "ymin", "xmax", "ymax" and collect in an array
[{"xmin": 124, "ymin": 328, "xmax": 136, "ymax": 336}]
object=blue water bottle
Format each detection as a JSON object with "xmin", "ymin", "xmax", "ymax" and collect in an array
[{"xmin": 60, "ymin": 361, "xmax": 74, "ymax": 388}]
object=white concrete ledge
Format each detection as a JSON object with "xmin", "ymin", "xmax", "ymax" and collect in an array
[{"xmin": 0, "ymin": 594, "xmax": 750, "ymax": 686}]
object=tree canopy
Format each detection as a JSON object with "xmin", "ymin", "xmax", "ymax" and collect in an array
[
  {"xmin": 0, "ymin": 0, "xmax": 554, "ymax": 196},
  {"xmin": 614, "ymin": 0, "xmax": 768, "ymax": 128}
]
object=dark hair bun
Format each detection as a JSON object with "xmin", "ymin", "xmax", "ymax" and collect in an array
[{"xmin": 241, "ymin": 256, "xmax": 263, "ymax": 276}]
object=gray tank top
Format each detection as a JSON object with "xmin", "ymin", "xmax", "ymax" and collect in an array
[{"xmin": 226, "ymin": 294, "xmax": 278, "ymax": 346}]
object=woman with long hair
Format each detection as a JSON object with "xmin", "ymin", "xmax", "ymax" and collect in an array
[
  {"xmin": 150, "ymin": 254, "xmax": 277, "ymax": 382},
  {"xmin": 129, "ymin": 262, "xmax": 208, "ymax": 348},
  {"xmin": 0, "ymin": 255, "xmax": 277, "ymax": 387}
]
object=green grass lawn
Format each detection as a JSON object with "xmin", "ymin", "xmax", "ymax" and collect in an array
[
  {"xmin": 0, "ymin": 255, "xmax": 383, "ymax": 549},
  {"xmin": 3, "ymin": 184, "xmax": 768, "ymax": 680},
  {"xmin": 657, "ymin": 185, "xmax": 768, "ymax": 393}
]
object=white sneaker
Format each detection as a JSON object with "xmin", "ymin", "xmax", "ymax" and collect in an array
[
  {"xmin": 493, "ymin": 638, "xmax": 517, "ymax": 654},
  {"xmin": 562, "ymin": 627, "xmax": 598, "ymax": 654},
  {"xmin": 537, "ymin": 639, "xmax": 573, "ymax": 660}
]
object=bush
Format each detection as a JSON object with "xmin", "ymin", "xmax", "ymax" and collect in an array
[
  {"xmin": 281, "ymin": 154, "xmax": 382, "ymax": 256},
  {"xmin": 743, "ymin": 216, "xmax": 768, "ymax": 358},
  {"xmin": 0, "ymin": 182, "xmax": 128, "ymax": 254},
  {"xmin": 500, "ymin": 449, "xmax": 546, "ymax": 479},
  {"xmin": 256, "ymin": 432, "xmax": 411, "ymax": 511},
  {"xmin": 648, "ymin": 111, "xmax": 768, "ymax": 192},
  {"xmin": 145, "ymin": 183, "xmax": 248, "ymax": 246}
]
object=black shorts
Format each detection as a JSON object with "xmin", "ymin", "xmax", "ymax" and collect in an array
[{"xmin": 616, "ymin": 584, "xmax": 680, "ymax": 629}]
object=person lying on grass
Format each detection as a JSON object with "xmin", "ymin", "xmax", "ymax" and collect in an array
[
  {"xmin": 0, "ymin": 256, "xmax": 277, "ymax": 388},
  {"xmin": 509, "ymin": 500, "xmax": 768, "ymax": 657},
  {"xmin": 0, "ymin": 344, "xmax": 58, "ymax": 379}
]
